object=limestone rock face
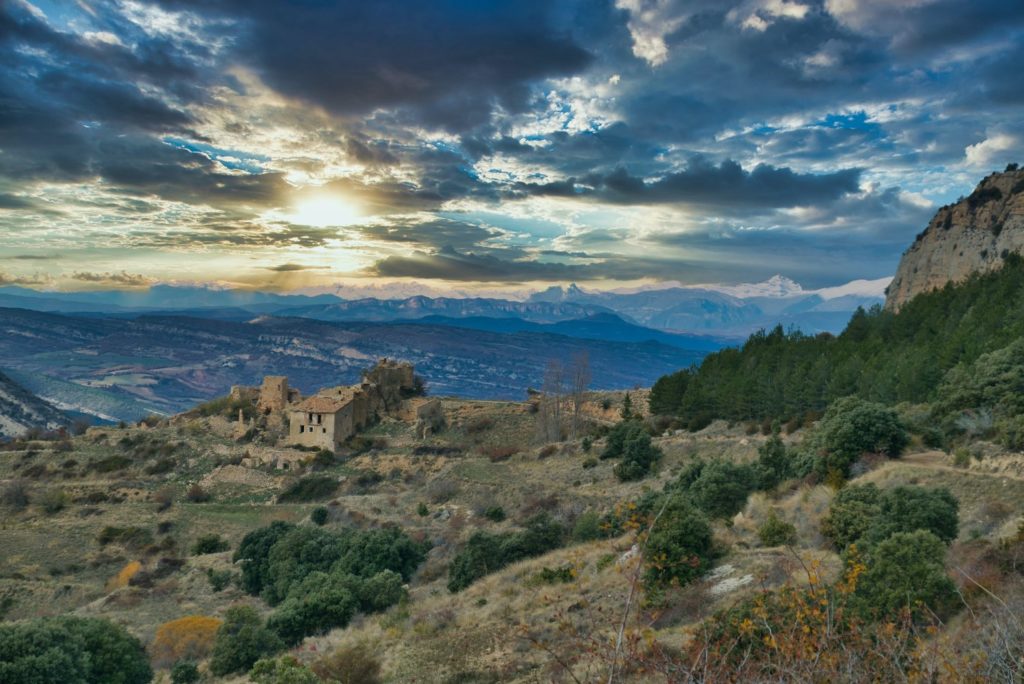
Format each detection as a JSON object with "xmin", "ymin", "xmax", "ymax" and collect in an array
[{"xmin": 886, "ymin": 168, "xmax": 1024, "ymax": 311}]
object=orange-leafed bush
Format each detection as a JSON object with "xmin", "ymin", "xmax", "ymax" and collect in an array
[
  {"xmin": 150, "ymin": 615, "xmax": 223, "ymax": 668},
  {"xmin": 108, "ymin": 560, "xmax": 142, "ymax": 590}
]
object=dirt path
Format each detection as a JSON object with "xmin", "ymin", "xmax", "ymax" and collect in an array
[{"xmin": 887, "ymin": 449, "xmax": 1024, "ymax": 482}]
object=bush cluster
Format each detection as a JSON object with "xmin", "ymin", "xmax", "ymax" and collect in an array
[
  {"xmin": 447, "ymin": 513, "xmax": 565, "ymax": 592},
  {"xmin": 234, "ymin": 521, "xmax": 427, "ymax": 645},
  {"xmin": 600, "ymin": 420, "xmax": 662, "ymax": 481},
  {"xmin": 0, "ymin": 616, "xmax": 152, "ymax": 683},
  {"xmin": 276, "ymin": 475, "xmax": 339, "ymax": 503}
]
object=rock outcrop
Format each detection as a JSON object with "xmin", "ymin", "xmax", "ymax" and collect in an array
[{"xmin": 886, "ymin": 166, "xmax": 1024, "ymax": 311}]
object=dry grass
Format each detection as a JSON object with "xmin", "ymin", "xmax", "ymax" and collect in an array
[{"xmin": 1, "ymin": 395, "xmax": 1021, "ymax": 682}]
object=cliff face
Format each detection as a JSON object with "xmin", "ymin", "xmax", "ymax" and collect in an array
[{"xmin": 886, "ymin": 167, "xmax": 1024, "ymax": 311}]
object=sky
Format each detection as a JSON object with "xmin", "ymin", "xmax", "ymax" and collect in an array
[{"xmin": 1, "ymin": 0, "xmax": 1022, "ymax": 295}]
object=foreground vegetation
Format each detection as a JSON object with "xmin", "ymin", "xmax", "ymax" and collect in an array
[{"xmin": 0, "ymin": 262, "xmax": 1023, "ymax": 682}]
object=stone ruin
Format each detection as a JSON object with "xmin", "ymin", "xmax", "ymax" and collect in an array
[{"xmin": 230, "ymin": 359, "xmax": 441, "ymax": 454}]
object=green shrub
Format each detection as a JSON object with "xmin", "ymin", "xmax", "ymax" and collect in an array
[
  {"xmin": 668, "ymin": 459, "xmax": 758, "ymax": 519},
  {"xmin": 755, "ymin": 434, "xmax": 792, "ymax": 489},
  {"xmin": 207, "ymin": 568, "xmax": 234, "ymax": 592},
  {"xmin": 581, "ymin": 436, "xmax": 593, "ymax": 452},
  {"xmin": 0, "ymin": 616, "xmax": 152, "ymax": 684},
  {"xmin": 417, "ymin": 502, "xmax": 429, "ymax": 517},
  {"xmin": 852, "ymin": 530, "xmax": 959, "ymax": 620},
  {"xmin": 757, "ymin": 512, "xmax": 797, "ymax": 547},
  {"xmin": 210, "ymin": 606, "xmax": 284, "ymax": 676},
  {"xmin": 310, "ymin": 506, "xmax": 329, "ymax": 526},
  {"xmin": 482, "ymin": 505, "xmax": 506, "ymax": 522},
  {"xmin": 601, "ymin": 420, "xmax": 647, "ymax": 460},
  {"xmin": 809, "ymin": 397, "xmax": 909, "ymax": 480},
  {"xmin": 998, "ymin": 415, "xmax": 1024, "ymax": 451},
  {"xmin": 571, "ymin": 510, "xmax": 606, "ymax": 542},
  {"xmin": 192, "ymin": 534, "xmax": 230, "ymax": 555},
  {"xmin": 952, "ymin": 447, "xmax": 971, "ymax": 468},
  {"xmin": 448, "ymin": 513, "xmax": 565, "ymax": 592},
  {"xmin": 644, "ymin": 493, "xmax": 714, "ymax": 587},
  {"xmin": 821, "ymin": 484, "xmax": 959, "ymax": 551},
  {"xmin": 91, "ymin": 455, "xmax": 133, "ymax": 473},
  {"xmin": 277, "ymin": 476, "xmax": 339, "ymax": 503},
  {"xmin": 171, "ymin": 660, "xmax": 200, "ymax": 684},
  {"xmin": 250, "ymin": 655, "xmax": 319, "ymax": 684},
  {"xmin": 234, "ymin": 520, "xmax": 425, "ymax": 606},
  {"xmin": 268, "ymin": 569, "xmax": 405, "ymax": 645},
  {"xmin": 530, "ymin": 564, "xmax": 575, "ymax": 585},
  {"xmin": 37, "ymin": 488, "xmax": 68, "ymax": 514},
  {"xmin": 602, "ymin": 420, "xmax": 662, "ymax": 481}
]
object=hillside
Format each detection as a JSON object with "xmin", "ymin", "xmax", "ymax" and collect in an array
[
  {"xmin": 886, "ymin": 165, "xmax": 1024, "ymax": 310},
  {"xmin": 0, "ymin": 371, "xmax": 67, "ymax": 438},
  {"xmin": 0, "ymin": 387, "xmax": 1020, "ymax": 682},
  {"xmin": 648, "ymin": 220, "xmax": 1024, "ymax": 427}
]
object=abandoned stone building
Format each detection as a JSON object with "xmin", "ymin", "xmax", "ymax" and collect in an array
[
  {"xmin": 233, "ymin": 359, "xmax": 436, "ymax": 451},
  {"xmin": 288, "ymin": 389, "xmax": 369, "ymax": 450}
]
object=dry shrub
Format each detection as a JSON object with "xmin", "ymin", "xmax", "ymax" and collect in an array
[
  {"xmin": 107, "ymin": 560, "xmax": 142, "ymax": 590},
  {"xmin": 537, "ymin": 444, "xmax": 558, "ymax": 459},
  {"xmin": 185, "ymin": 483, "xmax": 211, "ymax": 503},
  {"xmin": 150, "ymin": 614, "xmax": 223, "ymax": 668},
  {"xmin": 1, "ymin": 480, "xmax": 30, "ymax": 510},
  {"xmin": 464, "ymin": 416, "xmax": 496, "ymax": 435},
  {"xmin": 153, "ymin": 487, "xmax": 174, "ymax": 512},
  {"xmin": 481, "ymin": 445, "xmax": 518, "ymax": 462},
  {"xmin": 979, "ymin": 500, "xmax": 1013, "ymax": 524},
  {"xmin": 517, "ymin": 494, "xmax": 560, "ymax": 522},
  {"xmin": 312, "ymin": 643, "xmax": 382, "ymax": 684},
  {"xmin": 426, "ymin": 478, "xmax": 458, "ymax": 504}
]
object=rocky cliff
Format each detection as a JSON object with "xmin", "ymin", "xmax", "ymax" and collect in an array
[{"xmin": 886, "ymin": 166, "xmax": 1024, "ymax": 310}]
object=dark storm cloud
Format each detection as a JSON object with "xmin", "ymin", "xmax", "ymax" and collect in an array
[
  {"xmin": 0, "ymin": 1, "xmax": 205, "ymax": 189},
  {"xmin": 515, "ymin": 158, "xmax": 861, "ymax": 209},
  {"xmin": 156, "ymin": 0, "xmax": 592, "ymax": 130},
  {"xmin": 370, "ymin": 245, "xmax": 664, "ymax": 283},
  {"xmin": 1, "ymin": 0, "xmax": 1023, "ymax": 290},
  {"xmin": 354, "ymin": 217, "xmax": 500, "ymax": 253}
]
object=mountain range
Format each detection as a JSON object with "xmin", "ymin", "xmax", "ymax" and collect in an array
[
  {"xmin": 0, "ymin": 273, "xmax": 886, "ymax": 337},
  {"xmin": 0, "ymin": 307, "xmax": 719, "ymax": 424}
]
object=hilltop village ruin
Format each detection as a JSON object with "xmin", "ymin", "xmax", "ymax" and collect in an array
[{"xmin": 229, "ymin": 359, "xmax": 445, "ymax": 453}]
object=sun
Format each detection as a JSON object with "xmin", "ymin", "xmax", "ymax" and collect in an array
[{"xmin": 289, "ymin": 194, "xmax": 361, "ymax": 227}]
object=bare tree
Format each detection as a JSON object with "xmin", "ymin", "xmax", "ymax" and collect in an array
[
  {"xmin": 568, "ymin": 351, "xmax": 591, "ymax": 439},
  {"xmin": 538, "ymin": 359, "xmax": 565, "ymax": 442}
]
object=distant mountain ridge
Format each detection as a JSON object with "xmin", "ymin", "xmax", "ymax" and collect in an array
[
  {"xmin": 0, "ymin": 273, "xmax": 886, "ymax": 337},
  {"xmin": 887, "ymin": 166, "xmax": 1024, "ymax": 310}
]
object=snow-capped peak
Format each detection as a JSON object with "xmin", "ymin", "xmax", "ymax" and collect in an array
[{"xmin": 713, "ymin": 275, "xmax": 805, "ymax": 299}]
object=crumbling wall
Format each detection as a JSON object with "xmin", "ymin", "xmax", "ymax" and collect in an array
[{"xmin": 258, "ymin": 376, "xmax": 289, "ymax": 412}]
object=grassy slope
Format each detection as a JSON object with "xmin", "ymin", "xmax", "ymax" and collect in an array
[{"xmin": 0, "ymin": 393, "xmax": 1021, "ymax": 682}]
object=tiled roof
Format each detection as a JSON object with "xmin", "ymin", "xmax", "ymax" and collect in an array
[{"xmin": 293, "ymin": 395, "xmax": 351, "ymax": 413}]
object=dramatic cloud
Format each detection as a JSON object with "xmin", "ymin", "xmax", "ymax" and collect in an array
[
  {"xmin": 0, "ymin": 0, "xmax": 1022, "ymax": 291},
  {"xmin": 515, "ymin": 158, "xmax": 861, "ymax": 209}
]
